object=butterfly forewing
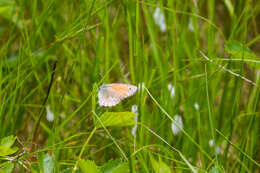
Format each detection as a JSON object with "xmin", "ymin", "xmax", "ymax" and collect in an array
[
  {"xmin": 98, "ymin": 83, "xmax": 137, "ymax": 107},
  {"xmin": 110, "ymin": 84, "xmax": 137, "ymax": 99}
]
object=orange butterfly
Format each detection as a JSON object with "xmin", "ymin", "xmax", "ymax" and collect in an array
[{"xmin": 98, "ymin": 83, "xmax": 137, "ymax": 107}]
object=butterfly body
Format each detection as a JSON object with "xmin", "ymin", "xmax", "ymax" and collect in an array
[{"xmin": 98, "ymin": 83, "xmax": 137, "ymax": 107}]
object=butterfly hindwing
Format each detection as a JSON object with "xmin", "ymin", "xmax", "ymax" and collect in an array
[{"xmin": 98, "ymin": 86, "xmax": 121, "ymax": 107}]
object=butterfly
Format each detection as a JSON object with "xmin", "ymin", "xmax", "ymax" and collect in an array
[{"xmin": 98, "ymin": 83, "xmax": 137, "ymax": 107}]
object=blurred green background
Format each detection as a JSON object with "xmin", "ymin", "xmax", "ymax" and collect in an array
[{"xmin": 0, "ymin": 0, "xmax": 260, "ymax": 172}]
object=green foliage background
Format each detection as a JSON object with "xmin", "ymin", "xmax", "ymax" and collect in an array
[{"xmin": 0, "ymin": 0, "xmax": 260, "ymax": 172}]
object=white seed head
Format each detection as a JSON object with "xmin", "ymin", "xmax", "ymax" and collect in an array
[
  {"xmin": 153, "ymin": 8, "xmax": 167, "ymax": 32},
  {"xmin": 209, "ymin": 139, "xmax": 214, "ymax": 147},
  {"xmin": 46, "ymin": 105, "xmax": 54, "ymax": 122},
  {"xmin": 194, "ymin": 103, "xmax": 199, "ymax": 110},
  {"xmin": 171, "ymin": 115, "xmax": 183, "ymax": 135}
]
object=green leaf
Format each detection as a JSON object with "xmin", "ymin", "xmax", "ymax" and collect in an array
[
  {"xmin": 225, "ymin": 41, "xmax": 260, "ymax": 69},
  {"xmin": 39, "ymin": 153, "xmax": 55, "ymax": 173},
  {"xmin": 150, "ymin": 154, "xmax": 171, "ymax": 173},
  {"xmin": 0, "ymin": 136, "xmax": 16, "ymax": 148},
  {"xmin": 100, "ymin": 159, "xmax": 129, "ymax": 173},
  {"xmin": 0, "ymin": 136, "xmax": 18, "ymax": 156},
  {"xmin": 209, "ymin": 165, "xmax": 225, "ymax": 173},
  {"xmin": 30, "ymin": 163, "xmax": 40, "ymax": 173},
  {"xmin": 0, "ymin": 146, "xmax": 18, "ymax": 156},
  {"xmin": 78, "ymin": 159, "xmax": 100, "ymax": 173},
  {"xmin": 0, "ymin": 162, "xmax": 14, "ymax": 173},
  {"xmin": 61, "ymin": 168, "xmax": 81, "ymax": 173},
  {"xmin": 95, "ymin": 112, "xmax": 137, "ymax": 129},
  {"xmin": 38, "ymin": 152, "xmax": 44, "ymax": 172},
  {"xmin": 225, "ymin": 41, "xmax": 256, "ymax": 58}
]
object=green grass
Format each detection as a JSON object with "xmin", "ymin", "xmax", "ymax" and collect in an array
[{"xmin": 0, "ymin": 0, "xmax": 260, "ymax": 172}]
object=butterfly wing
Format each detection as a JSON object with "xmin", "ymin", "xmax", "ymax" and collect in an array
[
  {"xmin": 98, "ymin": 85, "xmax": 121, "ymax": 107},
  {"xmin": 98, "ymin": 83, "xmax": 137, "ymax": 107},
  {"xmin": 109, "ymin": 83, "xmax": 137, "ymax": 99}
]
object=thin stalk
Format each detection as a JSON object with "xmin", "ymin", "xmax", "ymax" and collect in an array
[{"xmin": 72, "ymin": 127, "xmax": 97, "ymax": 173}]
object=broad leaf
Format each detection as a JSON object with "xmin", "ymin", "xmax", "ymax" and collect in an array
[
  {"xmin": 0, "ymin": 136, "xmax": 18, "ymax": 156},
  {"xmin": 0, "ymin": 146, "xmax": 18, "ymax": 156},
  {"xmin": 210, "ymin": 165, "xmax": 225, "ymax": 173},
  {"xmin": 225, "ymin": 41, "xmax": 260, "ymax": 69},
  {"xmin": 61, "ymin": 168, "xmax": 81, "ymax": 173},
  {"xmin": 100, "ymin": 159, "xmax": 129, "ymax": 173},
  {"xmin": 150, "ymin": 154, "xmax": 171, "ymax": 173},
  {"xmin": 78, "ymin": 159, "xmax": 100, "ymax": 173},
  {"xmin": 0, "ymin": 136, "xmax": 16, "ymax": 148},
  {"xmin": 30, "ymin": 163, "xmax": 40, "ymax": 173},
  {"xmin": 0, "ymin": 162, "xmax": 14, "ymax": 173},
  {"xmin": 95, "ymin": 112, "xmax": 137, "ymax": 129},
  {"xmin": 39, "ymin": 153, "xmax": 55, "ymax": 173}
]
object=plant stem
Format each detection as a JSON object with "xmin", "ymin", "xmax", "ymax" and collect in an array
[{"xmin": 72, "ymin": 127, "xmax": 97, "ymax": 173}]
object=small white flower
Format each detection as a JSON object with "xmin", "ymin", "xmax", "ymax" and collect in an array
[
  {"xmin": 153, "ymin": 8, "xmax": 167, "ymax": 32},
  {"xmin": 171, "ymin": 115, "xmax": 183, "ymax": 135},
  {"xmin": 131, "ymin": 124, "xmax": 137, "ymax": 137},
  {"xmin": 209, "ymin": 139, "xmax": 214, "ymax": 147},
  {"xmin": 170, "ymin": 86, "xmax": 175, "ymax": 98},
  {"xmin": 167, "ymin": 83, "xmax": 172, "ymax": 90},
  {"xmin": 131, "ymin": 105, "xmax": 138, "ymax": 137},
  {"xmin": 46, "ymin": 105, "xmax": 54, "ymax": 122},
  {"xmin": 167, "ymin": 84, "xmax": 175, "ymax": 99},
  {"xmin": 188, "ymin": 18, "xmax": 194, "ymax": 31},
  {"xmin": 194, "ymin": 103, "xmax": 199, "ymax": 110},
  {"xmin": 209, "ymin": 139, "xmax": 221, "ymax": 154},
  {"xmin": 131, "ymin": 105, "xmax": 138, "ymax": 113}
]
